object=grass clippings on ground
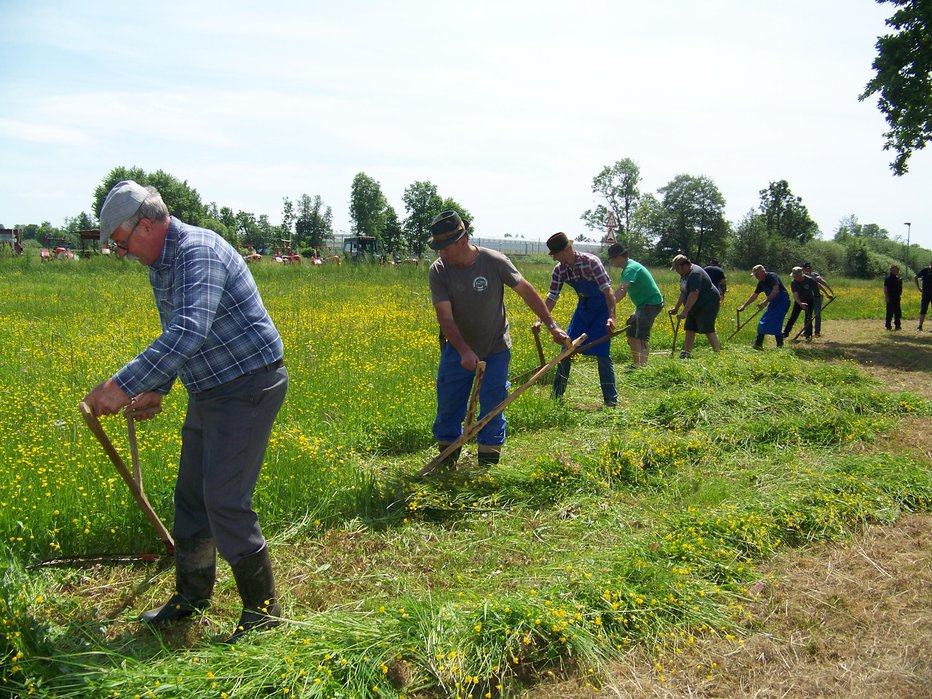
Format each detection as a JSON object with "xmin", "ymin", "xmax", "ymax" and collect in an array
[{"xmin": 524, "ymin": 514, "xmax": 931, "ymax": 699}]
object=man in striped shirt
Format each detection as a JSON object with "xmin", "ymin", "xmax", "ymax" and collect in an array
[
  {"xmin": 543, "ymin": 232, "xmax": 618, "ymax": 407},
  {"xmin": 83, "ymin": 180, "xmax": 287, "ymax": 643}
]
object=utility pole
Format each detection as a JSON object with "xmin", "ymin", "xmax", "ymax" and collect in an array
[{"xmin": 904, "ymin": 222, "xmax": 912, "ymax": 274}]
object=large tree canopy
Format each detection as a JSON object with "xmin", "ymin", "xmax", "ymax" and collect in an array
[
  {"xmin": 580, "ymin": 158, "xmax": 642, "ymax": 246},
  {"xmin": 349, "ymin": 172, "xmax": 388, "ymax": 239},
  {"xmin": 402, "ymin": 181, "xmax": 443, "ymax": 255},
  {"xmin": 654, "ymin": 174, "xmax": 728, "ymax": 262},
  {"xmin": 860, "ymin": 0, "xmax": 932, "ymax": 175},
  {"xmin": 93, "ymin": 166, "xmax": 207, "ymax": 226},
  {"xmin": 295, "ymin": 194, "xmax": 333, "ymax": 250},
  {"xmin": 758, "ymin": 180, "xmax": 818, "ymax": 244}
]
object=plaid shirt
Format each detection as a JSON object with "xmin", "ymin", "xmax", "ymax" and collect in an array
[
  {"xmin": 547, "ymin": 251, "xmax": 612, "ymax": 303},
  {"xmin": 114, "ymin": 217, "xmax": 283, "ymax": 396}
]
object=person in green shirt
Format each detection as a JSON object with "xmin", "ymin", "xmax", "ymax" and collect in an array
[{"xmin": 608, "ymin": 244, "xmax": 664, "ymax": 367}]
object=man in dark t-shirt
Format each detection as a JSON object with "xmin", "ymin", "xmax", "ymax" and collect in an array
[
  {"xmin": 704, "ymin": 259, "xmax": 727, "ymax": 302},
  {"xmin": 783, "ymin": 267, "xmax": 818, "ymax": 340},
  {"xmin": 669, "ymin": 254, "xmax": 721, "ymax": 358},
  {"xmin": 915, "ymin": 260, "xmax": 932, "ymax": 331},
  {"xmin": 884, "ymin": 265, "xmax": 903, "ymax": 331}
]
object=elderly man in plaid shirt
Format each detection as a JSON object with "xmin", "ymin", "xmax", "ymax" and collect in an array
[
  {"xmin": 84, "ymin": 180, "xmax": 287, "ymax": 643},
  {"xmin": 542, "ymin": 232, "xmax": 618, "ymax": 407}
]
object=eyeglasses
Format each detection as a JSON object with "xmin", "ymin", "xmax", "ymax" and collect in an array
[{"xmin": 110, "ymin": 220, "xmax": 142, "ymax": 252}]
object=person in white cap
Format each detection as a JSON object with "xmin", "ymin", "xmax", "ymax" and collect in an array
[{"xmin": 83, "ymin": 180, "xmax": 287, "ymax": 643}]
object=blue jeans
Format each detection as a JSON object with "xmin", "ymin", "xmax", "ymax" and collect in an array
[
  {"xmin": 812, "ymin": 295, "xmax": 823, "ymax": 334},
  {"xmin": 433, "ymin": 345, "xmax": 510, "ymax": 448},
  {"xmin": 552, "ymin": 354, "xmax": 617, "ymax": 406}
]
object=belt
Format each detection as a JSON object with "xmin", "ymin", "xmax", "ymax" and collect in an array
[{"xmin": 243, "ymin": 358, "xmax": 283, "ymax": 377}]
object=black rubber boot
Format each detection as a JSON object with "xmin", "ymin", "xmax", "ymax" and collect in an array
[
  {"xmin": 224, "ymin": 545, "xmax": 280, "ymax": 643},
  {"xmin": 436, "ymin": 443, "xmax": 462, "ymax": 470},
  {"xmin": 140, "ymin": 537, "xmax": 215, "ymax": 624},
  {"xmin": 477, "ymin": 448, "xmax": 501, "ymax": 469}
]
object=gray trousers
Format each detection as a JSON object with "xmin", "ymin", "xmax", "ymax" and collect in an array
[{"xmin": 174, "ymin": 367, "xmax": 288, "ymax": 565}]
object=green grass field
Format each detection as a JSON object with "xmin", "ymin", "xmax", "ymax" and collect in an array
[{"xmin": 1, "ymin": 257, "xmax": 929, "ymax": 698}]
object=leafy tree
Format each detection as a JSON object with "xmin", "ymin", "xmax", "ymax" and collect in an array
[
  {"xmin": 16, "ymin": 221, "xmax": 59, "ymax": 243},
  {"xmin": 580, "ymin": 158, "xmax": 642, "ymax": 246},
  {"xmin": 382, "ymin": 206, "xmax": 404, "ymax": 258},
  {"xmin": 281, "ymin": 197, "xmax": 296, "ymax": 242},
  {"xmin": 860, "ymin": 0, "xmax": 932, "ymax": 175},
  {"xmin": 758, "ymin": 180, "xmax": 818, "ymax": 243},
  {"xmin": 730, "ymin": 209, "xmax": 772, "ymax": 269},
  {"xmin": 257, "ymin": 214, "xmax": 278, "ymax": 251},
  {"xmin": 629, "ymin": 193, "xmax": 664, "ymax": 261},
  {"xmin": 654, "ymin": 174, "xmax": 729, "ymax": 262},
  {"xmin": 235, "ymin": 211, "xmax": 262, "ymax": 249},
  {"xmin": 834, "ymin": 214, "xmax": 862, "ymax": 242},
  {"xmin": 349, "ymin": 173, "xmax": 388, "ymax": 239},
  {"xmin": 93, "ymin": 166, "xmax": 207, "ymax": 225},
  {"xmin": 860, "ymin": 223, "xmax": 890, "ymax": 239},
  {"xmin": 402, "ymin": 181, "xmax": 444, "ymax": 255},
  {"xmin": 65, "ymin": 211, "xmax": 96, "ymax": 233},
  {"xmin": 295, "ymin": 194, "xmax": 333, "ymax": 250},
  {"xmin": 439, "ymin": 197, "xmax": 474, "ymax": 233}
]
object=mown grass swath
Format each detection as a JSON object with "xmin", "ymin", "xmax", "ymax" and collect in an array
[{"xmin": 0, "ymin": 257, "xmax": 928, "ymax": 698}]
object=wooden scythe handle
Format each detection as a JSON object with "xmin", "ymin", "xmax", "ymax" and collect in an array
[
  {"xmin": 420, "ymin": 334, "xmax": 588, "ymax": 476},
  {"xmin": 726, "ymin": 305, "xmax": 762, "ymax": 341},
  {"xmin": 670, "ymin": 316, "xmax": 682, "ymax": 357},
  {"xmin": 464, "ymin": 361, "xmax": 486, "ymax": 432},
  {"xmin": 79, "ymin": 402, "xmax": 174, "ymax": 554},
  {"xmin": 531, "ymin": 324, "xmax": 546, "ymax": 370}
]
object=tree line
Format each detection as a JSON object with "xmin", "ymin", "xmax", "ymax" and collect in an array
[
  {"xmin": 5, "ymin": 161, "xmax": 929, "ymax": 278},
  {"xmin": 579, "ymin": 157, "xmax": 930, "ymax": 278}
]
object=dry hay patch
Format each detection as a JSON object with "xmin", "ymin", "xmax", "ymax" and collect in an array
[
  {"xmin": 523, "ymin": 515, "xmax": 931, "ymax": 699},
  {"xmin": 797, "ymin": 319, "xmax": 932, "ymax": 395}
]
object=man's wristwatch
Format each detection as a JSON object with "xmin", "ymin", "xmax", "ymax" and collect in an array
[{"xmin": 547, "ymin": 321, "xmax": 559, "ymax": 330}]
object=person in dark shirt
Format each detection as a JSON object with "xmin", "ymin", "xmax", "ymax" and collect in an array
[
  {"xmin": 915, "ymin": 259, "xmax": 932, "ymax": 331},
  {"xmin": 802, "ymin": 262, "xmax": 832, "ymax": 336},
  {"xmin": 884, "ymin": 265, "xmax": 903, "ymax": 331},
  {"xmin": 783, "ymin": 267, "xmax": 818, "ymax": 341},
  {"xmin": 669, "ymin": 254, "xmax": 721, "ymax": 358},
  {"xmin": 738, "ymin": 264, "xmax": 790, "ymax": 349},
  {"xmin": 704, "ymin": 259, "xmax": 727, "ymax": 302}
]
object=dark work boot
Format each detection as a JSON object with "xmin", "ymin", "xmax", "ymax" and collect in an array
[
  {"xmin": 224, "ymin": 545, "xmax": 280, "ymax": 643},
  {"xmin": 477, "ymin": 447, "xmax": 501, "ymax": 469},
  {"xmin": 436, "ymin": 443, "xmax": 462, "ymax": 470},
  {"xmin": 140, "ymin": 537, "xmax": 216, "ymax": 624},
  {"xmin": 753, "ymin": 333, "xmax": 764, "ymax": 350}
]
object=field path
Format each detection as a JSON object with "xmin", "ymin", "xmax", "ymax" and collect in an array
[{"xmin": 525, "ymin": 319, "xmax": 932, "ymax": 698}]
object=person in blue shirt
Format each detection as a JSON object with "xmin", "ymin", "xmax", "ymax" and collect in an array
[{"xmin": 83, "ymin": 181, "xmax": 287, "ymax": 643}]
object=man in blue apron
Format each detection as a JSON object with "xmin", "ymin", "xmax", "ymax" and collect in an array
[
  {"xmin": 544, "ymin": 232, "xmax": 618, "ymax": 406},
  {"xmin": 738, "ymin": 264, "xmax": 791, "ymax": 349}
]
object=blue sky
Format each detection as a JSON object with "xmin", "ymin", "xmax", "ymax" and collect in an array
[{"xmin": 2, "ymin": 0, "xmax": 930, "ymax": 251}]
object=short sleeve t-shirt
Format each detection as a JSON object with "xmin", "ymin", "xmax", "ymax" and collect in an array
[
  {"xmin": 917, "ymin": 267, "xmax": 932, "ymax": 294},
  {"xmin": 790, "ymin": 275, "xmax": 818, "ymax": 304},
  {"xmin": 704, "ymin": 265, "xmax": 726, "ymax": 291},
  {"xmin": 429, "ymin": 246, "xmax": 522, "ymax": 358},
  {"xmin": 755, "ymin": 271, "xmax": 785, "ymax": 296},
  {"xmin": 680, "ymin": 264, "xmax": 720, "ymax": 309},
  {"xmin": 621, "ymin": 259, "xmax": 663, "ymax": 307},
  {"xmin": 884, "ymin": 273, "xmax": 903, "ymax": 298}
]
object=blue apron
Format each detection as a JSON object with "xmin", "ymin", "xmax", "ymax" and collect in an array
[
  {"xmin": 566, "ymin": 277, "xmax": 610, "ymax": 356},
  {"xmin": 758, "ymin": 286, "xmax": 790, "ymax": 336}
]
